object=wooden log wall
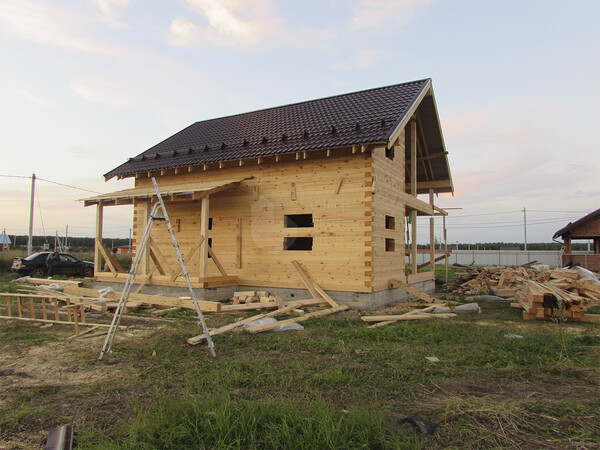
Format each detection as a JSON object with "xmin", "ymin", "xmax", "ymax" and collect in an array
[
  {"xmin": 371, "ymin": 129, "xmax": 407, "ymax": 292},
  {"xmin": 130, "ymin": 151, "xmax": 374, "ymax": 292}
]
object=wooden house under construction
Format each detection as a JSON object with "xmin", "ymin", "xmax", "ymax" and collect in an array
[{"xmin": 82, "ymin": 78, "xmax": 453, "ymax": 309}]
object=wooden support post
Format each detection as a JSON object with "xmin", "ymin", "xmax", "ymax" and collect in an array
[
  {"xmin": 41, "ymin": 298, "xmax": 47, "ymax": 320},
  {"xmin": 199, "ymin": 195, "xmax": 209, "ymax": 279},
  {"xmin": 29, "ymin": 297, "xmax": 35, "ymax": 319},
  {"xmin": 94, "ymin": 203, "xmax": 103, "ymax": 276},
  {"xmin": 66, "ymin": 299, "xmax": 71, "ymax": 322},
  {"xmin": 429, "ymin": 189, "xmax": 435, "ymax": 273},
  {"xmin": 17, "ymin": 296, "xmax": 22, "ymax": 318},
  {"xmin": 410, "ymin": 120, "xmax": 417, "ymax": 196},
  {"xmin": 140, "ymin": 201, "xmax": 151, "ymax": 275},
  {"xmin": 54, "ymin": 299, "xmax": 59, "ymax": 321},
  {"xmin": 411, "ymin": 209, "xmax": 417, "ymax": 275},
  {"xmin": 236, "ymin": 218, "xmax": 242, "ymax": 269},
  {"xmin": 6, "ymin": 296, "xmax": 11, "ymax": 317},
  {"xmin": 73, "ymin": 308, "xmax": 79, "ymax": 337},
  {"xmin": 443, "ymin": 215, "xmax": 448, "ymax": 284},
  {"xmin": 208, "ymin": 245, "xmax": 228, "ymax": 277},
  {"xmin": 79, "ymin": 305, "xmax": 86, "ymax": 324}
]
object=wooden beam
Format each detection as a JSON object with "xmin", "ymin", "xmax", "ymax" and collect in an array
[
  {"xmin": 335, "ymin": 179, "xmax": 343, "ymax": 194},
  {"xmin": 313, "ymin": 284, "xmax": 338, "ymax": 307},
  {"xmin": 429, "ymin": 189, "xmax": 435, "ymax": 274},
  {"xmin": 410, "ymin": 120, "xmax": 417, "ymax": 196},
  {"xmin": 208, "ymin": 245, "xmax": 228, "ymax": 277},
  {"xmin": 406, "ymin": 151, "xmax": 448, "ymax": 164},
  {"xmin": 389, "ymin": 279, "xmax": 436, "ymax": 303},
  {"xmin": 148, "ymin": 237, "xmax": 171, "ymax": 277},
  {"xmin": 134, "ymin": 264, "xmax": 158, "ymax": 294},
  {"xmin": 246, "ymin": 305, "xmax": 350, "ymax": 333},
  {"xmin": 236, "ymin": 217, "xmax": 242, "ymax": 269},
  {"xmin": 291, "ymin": 260, "xmax": 325, "ymax": 303},
  {"xmin": 94, "ymin": 204, "xmax": 103, "ymax": 275},
  {"xmin": 171, "ymin": 236, "xmax": 204, "ymax": 281},
  {"xmin": 411, "ymin": 209, "xmax": 417, "ymax": 274},
  {"xmin": 199, "ymin": 195, "xmax": 209, "ymax": 278}
]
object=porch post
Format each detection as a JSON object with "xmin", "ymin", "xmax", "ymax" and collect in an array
[
  {"xmin": 429, "ymin": 189, "xmax": 435, "ymax": 273},
  {"xmin": 94, "ymin": 203, "xmax": 103, "ymax": 275},
  {"xmin": 199, "ymin": 195, "xmax": 209, "ymax": 279}
]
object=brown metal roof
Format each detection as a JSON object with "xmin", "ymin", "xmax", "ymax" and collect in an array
[
  {"xmin": 553, "ymin": 208, "xmax": 600, "ymax": 239},
  {"xmin": 104, "ymin": 78, "xmax": 451, "ymax": 190}
]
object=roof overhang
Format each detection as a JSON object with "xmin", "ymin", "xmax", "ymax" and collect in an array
[
  {"xmin": 80, "ymin": 177, "xmax": 251, "ymax": 207},
  {"xmin": 387, "ymin": 80, "xmax": 453, "ymax": 195}
]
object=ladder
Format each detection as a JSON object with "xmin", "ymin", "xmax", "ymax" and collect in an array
[{"xmin": 99, "ymin": 177, "xmax": 216, "ymax": 360}]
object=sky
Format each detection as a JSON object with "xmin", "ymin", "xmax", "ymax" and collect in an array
[{"xmin": 0, "ymin": 0, "xmax": 599, "ymax": 246}]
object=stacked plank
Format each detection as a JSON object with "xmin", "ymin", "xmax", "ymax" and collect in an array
[
  {"xmin": 446, "ymin": 265, "xmax": 600, "ymax": 321},
  {"xmin": 361, "ymin": 304, "xmax": 456, "ymax": 328},
  {"xmin": 446, "ymin": 265, "xmax": 550, "ymax": 296},
  {"xmin": 231, "ymin": 290, "xmax": 278, "ymax": 305}
]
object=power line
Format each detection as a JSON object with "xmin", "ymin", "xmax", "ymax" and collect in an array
[{"xmin": 0, "ymin": 174, "xmax": 102, "ymax": 194}]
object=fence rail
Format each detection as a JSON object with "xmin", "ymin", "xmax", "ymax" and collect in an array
[{"xmin": 415, "ymin": 250, "xmax": 594, "ymax": 268}]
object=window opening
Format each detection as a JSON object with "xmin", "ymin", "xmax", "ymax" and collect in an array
[
  {"xmin": 285, "ymin": 214, "xmax": 313, "ymax": 228},
  {"xmin": 284, "ymin": 237, "xmax": 313, "ymax": 251}
]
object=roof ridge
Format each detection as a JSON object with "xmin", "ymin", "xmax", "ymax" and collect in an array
[{"xmin": 193, "ymin": 78, "xmax": 431, "ymax": 125}]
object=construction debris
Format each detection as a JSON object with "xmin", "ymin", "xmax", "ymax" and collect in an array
[{"xmin": 446, "ymin": 264, "xmax": 600, "ymax": 321}]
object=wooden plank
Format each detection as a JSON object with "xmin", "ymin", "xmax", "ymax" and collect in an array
[
  {"xmin": 151, "ymin": 306, "xmax": 181, "ymax": 317},
  {"xmin": 236, "ymin": 217, "xmax": 242, "ymax": 269},
  {"xmin": 0, "ymin": 315, "xmax": 126, "ymax": 328},
  {"xmin": 148, "ymin": 237, "xmax": 171, "ymax": 277},
  {"xmin": 246, "ymin": 305, "xmax": 349, "ymax": 333},
  {"xmin": 313, "ymin": 283, "xmax": 338, "ymax": 307},
  {"xmin": 171, "ymin": 236, "xmax": 204, "ymax": 281},
  {"xmin": 580, "ymin": 314, "xmax": 600, "ymax": 323},
  {"xmin": 291, "ymin": 260, "xmax": 323, "ymax": 301},
  {"xmin": 389, "ymin": 279, "xmax": 436, "ymax": 303},
  {"xmin": 362, "ymin": 312, "xmax": 456, "ymax": 322},
  {"xmin": 94, "ymin": 203, "xmax": 103, "ymax": 275},
  {"xmin": 208, "ymin": 245, "xmax": 228, "ymax": 277},
  {"xmin": 199, "ymin": 195, "xmax": 209, "ymax": 278},
  {"xmin": 67, "ymin": 325, "xmax": 102, "ymax": 340},
  {"xmin": 134, "ymin": 264, "xmax": 159, "ymax": 294}
]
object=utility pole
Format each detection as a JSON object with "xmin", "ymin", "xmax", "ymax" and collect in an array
[
  {"xmin": 129, "ymin": 228, "xmax": 132, "ymax": 253},
  {"xmin": 523, "ymin": 207, "xmax": 528, "ymax": 251},
  {"xmin": 65, "ymin": 225, "xmax": 68, "ymax": 250},
  {"xmin": 27, "ymin": 173, "xmax": 36, "ymax": 256}
]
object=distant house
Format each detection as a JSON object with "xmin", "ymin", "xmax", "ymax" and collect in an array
[
  {"xmin": 82, "ymin": 79, "xmax": 453, "ymax": 309},
  {"xmin": 0, "ymin": 230, "xmax": 11, "ymax": 251},
  {"xmin": 553, "ymin": 208, "xmax": 600, "ymax": 272}
]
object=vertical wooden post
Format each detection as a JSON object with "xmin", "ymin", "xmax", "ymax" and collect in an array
[
  {"xmin": 139, "ymin": 200, "xmax": 151, "ymax": 275},
  {"xmin": 79, "ymin": 304, "xmax": 86, "ymax": 324},
  {"xmin": 17, "ymin": 296, "xmax": 23, "ymax": 318},
  {"xmin": 199, "ymin": 195, "xmax": 210, "ymax": 279},
  {"xmin": 53, "ymin": 299, "xmax": 59, "ymax": 321},
  {"xmin": 29, "ymin": 297, "xmax": 35, "ymax": 319},
  {"xmin": 6, "ymin": 296, "xmax": 12, "ymax": 317},
  {"xmin": 236, "ymin": 217, "xmax": 242, "ymax": 269},
  {"xmin": 66, "ymin": 299, "xmax": 72, "ymax": 322},
  {"xmin": 429, "ymin": 189, "xmax": 435, "ymax": 274},
  {"xmin": 443, "ymin": 215, "xmax": 448, "ymax": 284},
  {"xmin": 73, "ymin": 307, "xmax": 79, "ymax": 337},
  {"xmin": 411, "ymin": 210, "xmax": 417, "ymax": 275},
  {"xmin": 41, "ymin": 298, "xmax": 47, "ymax": 320},
  {"xmin": 94, "ymin": 203, "xmax": 104, "ymax": 276},
  {"xmin": 410, "ymin": 120, "xmax": 417, "ymax": 197}
]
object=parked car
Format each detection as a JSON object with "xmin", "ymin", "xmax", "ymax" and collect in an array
[{"xmin": 11, "ymin": 252, "xmax": 94, "ymax": 278}]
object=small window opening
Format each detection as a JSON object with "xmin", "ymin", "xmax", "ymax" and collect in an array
[
  {"xmin": 385, "ymin": 238, "xmax": 395, "ymax": 252},
  {"xmin": 385, "ymin": 146, "xmax": 394, "ymax": 160},
  {"xmin": 207, "ymin": 238, "xmax": 212, "ymax": 258},
  {"xmin": 385, "ymin": 215, "xmax": 395, "ymax": 230},
  {"xmin": 208, "ymin": 218, "xmax": 213, "ymax": 230},
  {"xmin": 285, "ymin": 214, "xmax": 313, "ymax": 228},
  {"xmin": 284, "ymin": 237, "xmax": 313, "ymax": 251}
]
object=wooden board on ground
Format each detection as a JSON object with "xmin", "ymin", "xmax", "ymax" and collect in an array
[{"xmin": 388, "ymin": 279, "xmax": 436, "ymax": 303}]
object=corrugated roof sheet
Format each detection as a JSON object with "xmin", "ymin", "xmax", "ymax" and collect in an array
[{"xmin": 104, "ymin": 79, "xmax": 431, "ymax": 180}]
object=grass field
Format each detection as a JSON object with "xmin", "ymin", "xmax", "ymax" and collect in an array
[{"xmin": 0, "ymin": 286, "xmax": 598, "ymax": 449}]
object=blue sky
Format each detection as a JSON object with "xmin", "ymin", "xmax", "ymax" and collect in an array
[{"xmin": 0, "ymin": 0, "xmax": 598, "ymax": 245}]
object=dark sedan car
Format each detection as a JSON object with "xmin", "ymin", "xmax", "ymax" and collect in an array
[{"xmin": 11, "ymin": 252, "xmax": 94, "ymax": 278}]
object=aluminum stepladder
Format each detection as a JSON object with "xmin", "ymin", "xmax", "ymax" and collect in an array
[{"xmin": 99, "ymin": 177, "xmax": 216, "ymax": 360}]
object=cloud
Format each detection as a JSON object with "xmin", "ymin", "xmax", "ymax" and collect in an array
[
  {"xmin": 332, "ymin": 48, "xmax": 387, "ymax": 70},
  {"xmin": 0, "ymin": 0, "xmax": 119, "ymax": 54},
  {"xmin": 173, "ymin": 0, "xmax": 282, "ymax": 47},
  {"xmin": 349, "ymin": 0, "xmax": 432, "ymax": 32},
  {"xmin": 72, "ymin": 79, "xmax": 139, "ymax": 108},
  {"xmin": 21, "ymin": 91, "xmax": 53, "ymax": 110},
  {"xmin": 94, "ymin": 0, "xmax": 132, "ymax": 27}
]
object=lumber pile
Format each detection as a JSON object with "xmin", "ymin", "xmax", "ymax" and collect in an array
[
  {"xmin": 361, "ymin": 304, "xmax": 457, "ymax": 328},
  {"xmin": 230, "ymin": 290, "xmax": 278, "ymax": 305},
  {"xmin": 446, "ymin": 265, "xmax": 600, "ymax": 321}
]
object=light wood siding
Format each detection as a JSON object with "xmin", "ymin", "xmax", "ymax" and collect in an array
[
  {"xmin": 131, "ymin": 152, "xmax": 372, "ymax": 292},
  {"xmin": 371, "ymin": 129, "xmax": 406, "ymax": 292}
]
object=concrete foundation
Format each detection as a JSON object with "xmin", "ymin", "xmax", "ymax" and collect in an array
[{"xmin": 92, "ymin": 280, "xmax": 436, "ymax": 311}]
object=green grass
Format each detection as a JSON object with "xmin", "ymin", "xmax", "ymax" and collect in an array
[{"xmin": 1, "ymin": 298, "xmax": 599, "ymax": 448}]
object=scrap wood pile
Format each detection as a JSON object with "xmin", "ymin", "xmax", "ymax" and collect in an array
[
  {"xmin": 188, "ymin": 260, "xmax": 349, "ymax": 344},
  {"xmin": 446, "ymin": 265, "xmax": 600, "ymax": 322}
]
